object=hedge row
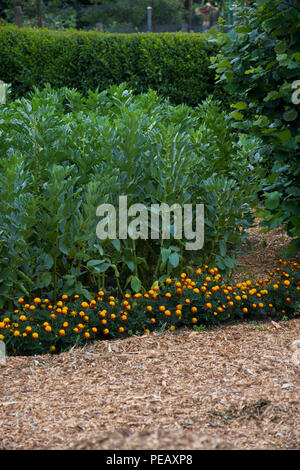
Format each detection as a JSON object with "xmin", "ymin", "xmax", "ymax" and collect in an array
[{"xmin": 0, "ymin": 26, "xmax": 224, "ymax": 105}]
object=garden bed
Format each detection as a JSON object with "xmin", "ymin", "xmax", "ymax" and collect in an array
[{"xmin": 1, "ymin": 225, "xmax": 299, "ymax": 450}]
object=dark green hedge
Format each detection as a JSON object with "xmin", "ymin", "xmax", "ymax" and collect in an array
[{"xmin": 0, "ymin": 26, "xmax": 223, "ymax": 105}]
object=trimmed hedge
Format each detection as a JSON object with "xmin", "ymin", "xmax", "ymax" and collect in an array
[{"xmin": 0, "ymin": 26, "xmax": 223, "ymax": 105}]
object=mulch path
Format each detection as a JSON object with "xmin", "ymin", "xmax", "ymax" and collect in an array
[{"xmin": 0, "ymin": 221, "xmax": 299, "ymax": 450}]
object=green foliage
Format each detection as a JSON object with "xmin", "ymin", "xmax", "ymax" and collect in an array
[
  {"xmin": 0, "ymin": 85, "xmax": 261, "ymax": 307},
  {"xmin": 0, "ymin": 25, "xmax": 225, "ymax": 106},
  {"xmin": 1, "ymin": 260, "xmax": 299, "ymax": 356},
  {"xmin": 211, "ymin": 0, "xmax": 300, "ymax": 255}
]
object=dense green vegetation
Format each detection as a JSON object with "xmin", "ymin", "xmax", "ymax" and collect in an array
[
  {"xmin": 0, "ymin": 25, "xmax": 226, "ymax": 105},
  {"xmin": 0, "ymin": 84, "xmax": 262, "ymax": 308},
  {"xmin": 212, "ymin": 0, "xmax": 300, "ymax": 255}
]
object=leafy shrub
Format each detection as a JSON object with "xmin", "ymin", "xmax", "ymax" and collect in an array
[
  {"xmin": 1, "ymin": 260, "xmax": 299, "ymax": 356},
  {"xmin": 0, "ymin": 84, "xmax": 262, "ymax": 307},
  {"xmin": 212, "ymin": 0, "xmax": 300, "ymax": 255},
  {"xmin": 0, "ymin": 25, "xmax": 226, "ymax": 106}
]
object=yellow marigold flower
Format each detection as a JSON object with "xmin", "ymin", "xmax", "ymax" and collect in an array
[
  {"xmin": 191, "ymin": 306, "xmax": 198, "ymax": 313},
  {"xmin": 175, "ymin": 310, "xmax": 182, "ymax": 316},
  {"xmin": 110, "ymin": 313, "xmax": 116, "ymax": 319},
  {"xmin": 159, "ymin": 305, "xmax": 166, "ymax": 312},
  {"xmin": 18, "ymin": 298, "xmax": 24, "ymax": 304},
  {"xmin": 175, "ymin": 282, "xmax": 181, "ymax": 288},
  {"xmin": 193, "ymin": 288, "xmax": 200, "ymax": 294},
  {"xmin": 166, "ymin": 278, "xmax": 172, "ymax": 284},
  {"xmin": 118, "ymin": 327, "xmax": 125, "ymax": 333},
  {"xmin": 213, "ymin": 312, "xmax": 218, "ymax": 316},
  {"xmin": 165, "ymin": 292, "xmax": 172, "ymax": 298},
  {"xmin": 228, "ymin": 301, "xmax": 234, "ymax": 307},
  {"xmin": 33, "ymin": 297, "xmax": 41, "ymax": 304},
  {"xmin": 0, "ymin": 334, "xmax": 4, "ymax": 340},
  {"xmin": 205, "ymin": 276, "xmax": 211, "ymax": 283},
  {"xmin": 62, "ymin": 322, "xmax": 69, "ymax": 328},
  {"xmin": 134, "ymin": 293, "xmax": 143, "ymax": 299},
  {"xmin": 196, "ymin": 268, "xmax": 202, "ymax": 275},
  {"xmin": 170, "ymin": 325, "xmax": 175, "ymax": 331},
  {"xmin": 191, "ymin": 317, "xmax": 197, "ymax": 324},
  {"xmin": 180, "ymin": 273, "xmax": 187, "ymax": 279},
  {"xmin": 50, "ymin": 313, "xmax": 56, "ymax": 319},
  {"xmin": 57, "ymin": 301, "xmax": 63, "ymax": 307},
  {"xmin": 235, "ymin": 295, "xmax": 241, "ymax": 301},
  {"xmin": 258, "ymin": 303, "xmax": 264, "ymax": 308},
  {"xmin": 242, "ymin": 308, "xmax": 248, "ymax": 313},
  {"xmin": 153, "ymin": 285, "xmax": 160, "ymax": 292},
  {"xmin": 62, "ymin": 307, "xmax": 68, "ymax": 315},
  {"xmin": 150, "ymin": 318, "xmax": 156, "ymax": 324},
  {"xmin": 50, "ymin": 345, "xmax": 56, "ymax": 352},
  {"xmin": 62, "ymin": 295, "xmax": 68, "ymax": 301},
  {"xmin": 217, "ymin": 307, "xmax": 223, "ymax": 313},
  {"xmin": 83, "ymin": 332, "xmax": 90, "ymax": 339},
  {"xmin": 0, "ymin": 322, "xmax": 5, "ymax": 329},
  {"xmin": 73, "ymin": 327, "xmax": 79, "ymax": 333},
  {"xmin": 121, "ymin": 315, "xmax": 127, "ymax": 321},
  {"xmin": 164, "ymin": 310, "xmax": 171, "ymax": 317},
  {"xmin": 103, "ymin": 329, "xmax": 109, "ymax": 335},
  {"xmin": 273, "ymin": 284, "xmax": 279, "ymax": 290},
  {"xmin": 81, "ymin": 301, "xmax": 89, "ymax": 308},
  {"xmin": 13, "ymin": 330, "xmax": 20, "ymax": 337},
  {"xmin": 74, "ymin": 294, "xmax": 80, "ymax": 299},
  {"xmin": 125, "ymin": 304, "xmax": 131, "ymax": 311},
  {"xmin": 283, "ymin": 280, "xmax": 290, "ymax": 287},
  {"xmin": 32, "ymin": 332, "xmax": 39, "ymax": 339},
  {"xmin": 29, "ymin": 305, "xmax": 36, "ymax": 311},
  {"xmin": 205, "ymin": 302, "xmax": 212, "ymax": 309},
  {"xmin": 101, "ymin": 319, "xmax": 107, "ymax": 325},
  {"xmin": 124, "ymin": 293, "xmax": 131, "ymax": 299},
  {"xmin": 25, "ymin": 326, "xmax": 32, "ymax": 333},
  {"xmin": 146, "ymin": 306, "xmax": 152, "ymax": 312},
  {"xmin": 45, "ymin": 326, "xmax": 52, "ymax": 333},
  {"xmin": 91, "ymin": 327, "xmax": 97, "ymax": 333},
  {"xmin": 185, "ymin": 299, "xmax": 191, "ymax": 304}
]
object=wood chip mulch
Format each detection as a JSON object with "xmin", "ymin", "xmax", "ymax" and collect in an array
[
  {"xmin": 1, "ymin": 320, "xmax": 299, "ymax": 450},
  {"xmin": 0, "ymin": 221, "xmax": 299, "ymax": 450}
]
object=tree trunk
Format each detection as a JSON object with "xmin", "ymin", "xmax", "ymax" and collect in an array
[{"xmin": 36, "ymin": 0, "xmax": 42, "ymax": 28}]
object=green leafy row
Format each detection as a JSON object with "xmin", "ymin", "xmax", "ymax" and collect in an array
[{"xmin": 0, "ymin": 84, "xmax": 263, "ymax": 308}]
